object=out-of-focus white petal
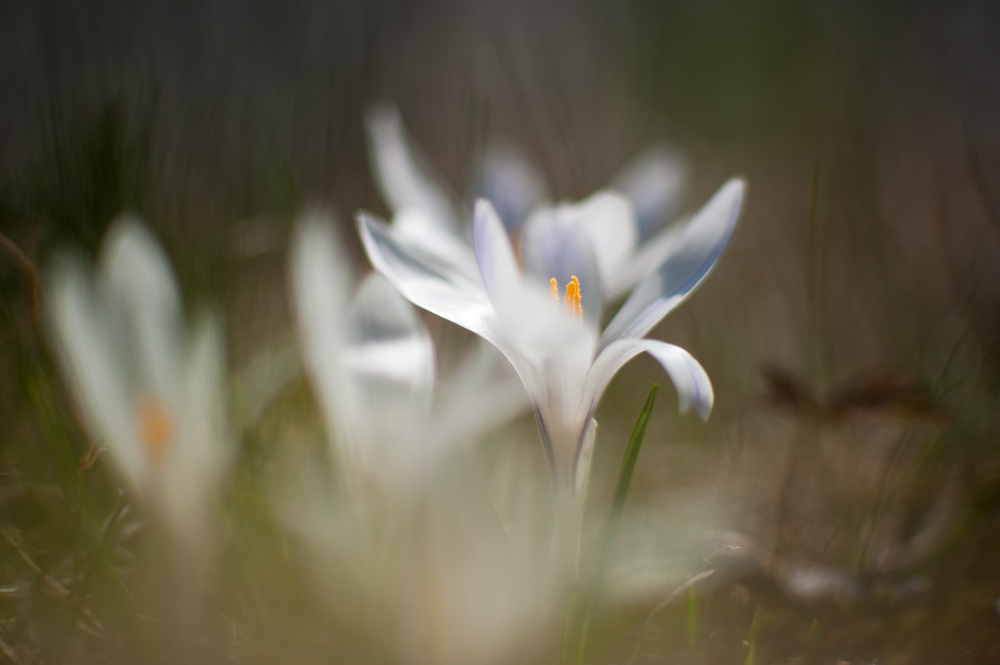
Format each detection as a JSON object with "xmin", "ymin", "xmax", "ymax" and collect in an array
[
  {"xmin": 612, "ymin": 148, "xmax": 686, "ymax": 240},
  {"xmin": 338, "ymin": 274, "xmax": 436, "ymax": 483},
  {"xmin": 290, "ymin": 210, "xmax": 355, "ymax": 435},
  {"xmin": 100, "ymin": 217, "xmax": 183, "ymax": 404},
  {"xmin": 598, "ymin": 178, "xmax": 744, "ymax": 351},
  {"xmin": 366, "ymin": 104, "xmax": 458, "ymax": 230},
  {"xmin": 431, "ymin": 341, "xmax": 528, "ymax": 454},
  {"xmin": 520, "ymin": 204, "xmax": 604, "ymax": 326},
  {"xmin": 167, "ymin": 313, "xmax": 228, "ymax": 545},
  {"xmin": 566, "ymin": 190, "xmax": 637, "ymax": 293},
  {"xmin": 586, "ymin": 339, "xmax": 714, "ymax": 421},
  {"xmin": 472, "ymin": 199, "xmax": 522, "ymax": 306},
  {"xmin": 48, "ymin": 256, "xmax": 145, "ymax": 488},
  {"xmin": 473, "ymin": 146, "xmax": 547, "ymax": 233}
]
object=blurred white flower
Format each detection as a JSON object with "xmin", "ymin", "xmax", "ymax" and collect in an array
[
  {"xmin": 289, "ymin": 211, "xmax": 550, "ymax": 665},
  {"xmin": 365, "ymin": 103, "xmax": 689, "ymax": 302},
  {"xmin": 359, "ymin": 180, "xmax": 743, "ymax": 513},
  {"xmin": 47, "ymin": 218, "xmax": 229, "ymax": 550},
  {"xmin": 289, "ymin": 210, "xmax": 527, "ymax": 493}
]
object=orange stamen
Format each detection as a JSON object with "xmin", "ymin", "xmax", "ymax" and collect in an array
[
  {"xmin": 137, "ymin": 398, "xmax": 173, "ymax": 460},
  {"xmin": 564, "ymin": 275, "xmax": 582, "ymax": 319},
  {"xmin": 549, "ymin": 277, "xmax": 559, "ymax": 305}
]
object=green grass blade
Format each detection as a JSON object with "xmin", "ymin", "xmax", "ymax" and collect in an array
[{"xmin": 574, "ymin": 384, "xmax": 658, "ymax": 665}]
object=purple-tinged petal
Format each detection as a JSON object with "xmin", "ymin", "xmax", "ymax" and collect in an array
[
  {"xmin": 598, "ymin": 178, "xmax": 744, "ymax": 351},
  {"xmin": 472, "ymin": 198, "xmax": 522, "ymax": 307},
  {"xmin": 520, "ymin": 205, "xmax": 603, "ymax": 326},
  {"xmin": 586, "ymin": 339, "xmax": 714, "ymax": 422}
]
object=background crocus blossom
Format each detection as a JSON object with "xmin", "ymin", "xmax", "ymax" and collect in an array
[
  {"xmin": 358, "ymin": 178, "xmax": 744, "ymax": 510},
  {"xmin": 47, "ymin": 218, "xmax": 229, "ymax": 551},
  {"xmin": 290, "ymin": 210, "xmax": 527, "ymax": 494}
]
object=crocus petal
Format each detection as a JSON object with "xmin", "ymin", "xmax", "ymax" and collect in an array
[
  {"xmin": 48, "ymin": 256, "xmax": 146, "ymax": 489},
  {"xmin": 360, "ymin": 209, "xmax": 559, "ymax": 463},
  {"xmin": 100, "ymin": 217, "xmax": 183, "ymax": 403},
  {"xmin": 168, "ymin": 313, "xmax": 228, "ymax": 544},
  {"xmin": 473, "ymin": 146, "xmax": 547, "ymax": 233},
  {"xmin": 359, "ymin": 211, "xmax": 499, "ymax": 346},
  {"xmin": 519, "ymin": 204, "xmax": 604, "ymax": 326},
  {"xmin": 602, "ymin": 215, "xmax": 686, "ymax": 301},
  {"xmin": 391, "ymin": 207, "xmax": 481, "ymax": 282},
  {"xmin": 290, "ymin": 210, "xmax": 355, "ymax": 433},
  {"xmin": 472, "ymin": 198, "xmax": 522, "ymax": 306},
  {"xmin": 612, "ymin": 148, "xmax": 686, "ymax": 240},
  {"xmin": 429, "ymin": 341, "xmax": 529, "ymax": 456},
  {"xmin": 586, "ymin": 339, "xmax": 714, "ymax": 421},
  {"xmin": 558, "ymin": 190, "xmax": 638, "ymax": 295},
  {"xmin": 574, "ymin": 418, "xmax": 598, "ymax": 496},
  {"xmin": 339, "ymin": 273, "xmax": 437, "ymax": 481},
  {"xmin": 366, "ymin": 103, "xmax": 458, "ymax": 230},
  {"xmin": 598, "ymin": 178, "xmax": 744, "ymax": 351},
  {"xmin": 342, "ymin": 273, "xmax": 435, "ymax": 399}
]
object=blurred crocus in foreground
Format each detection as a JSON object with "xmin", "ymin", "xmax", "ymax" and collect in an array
[
  {"xmin": 47, "ymin": 218, "xmax": 229, "ymax": 550},
  {"xmin": 290, "ymin": 210, "xmax": 527, "ymax": 494},
  {"xmin": 289, "ymin": 211, "xmax": 548, "ymax": 665},
  {"xmin": 359, "ymin": 180, "xmax": 743, "ymax": 516},
  {"xmin": 365, "ymin": 103, "xmax": 689, "ymax": 302}
]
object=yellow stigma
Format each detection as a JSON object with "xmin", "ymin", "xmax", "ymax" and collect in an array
[
  {"xmin": 564, "ymin": 275, "xmax": 582, "ymax": 319},
  {"xmin": 549, "ymin": 277, "xmax": 559, "ymax": 304},
  {"xmin": 136, "ymin": 398, "xmax": 173, "ymax": 461}
]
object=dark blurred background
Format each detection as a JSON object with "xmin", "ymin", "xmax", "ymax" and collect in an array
[{"xmin": 2, "ymin": 0, "xmax": 1000, "ymax": 662}]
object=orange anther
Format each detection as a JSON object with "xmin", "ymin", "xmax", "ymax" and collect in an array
[
  {"xmin": 564, "ymin": 276, "xmax": 582, "ymax": 319},
  {"xmin": 137, "ymin": 398, "xmax": 173, "ymax": 460}
]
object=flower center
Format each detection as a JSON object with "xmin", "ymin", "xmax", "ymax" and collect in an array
[
  {"xmin": 549, "ymin": 275, "xmax": 583, "ymax": 319},
  {"xmin": 136, "ymin": 398, "xmax": 173, "ymax": 460}
]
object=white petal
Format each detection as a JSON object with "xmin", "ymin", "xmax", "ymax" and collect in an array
[
  {"xmin": 391, "ymin": 207, "xmax": 480, "ymax": 282},
  {"xmin": 567, "ymin": 190, "xmax": 638, "ymax": 290},
  {"xmin": 472, "ymin": 198, "xmax": 522, "ymax": 306},
  {"xmin": 167, "ymin": 313, "xmax": 229, "ymax": 545},
  {"xmin": 598, "ymin": 178, "xmax": 744, "ymax": 350},
  {"xmin": 47, "ymin": 255, "xmax": 146, "ymax": 489},
  {"xmin": 574, "ymin": 418, "xmax": 598, "ymax": 496},
  {"xmin": 99, "ymin": 217, "xmax": 183, "ymax": 402},
  {"xmin": 427, "ymin": 341, "xmax": 529, "ymax": 458},
  {"xmin": 586, "ymin": 339, "xmax": 714, "ymax": 422},
  {"xmin": 289, "ymin": 210, "xmax": 355, "ymax": 434},
  {"xmin": 473, "ymin": 146, "xmax": 547, "ymax": 233},
  {"xmin": 359, "ymin": 211, "xmax": 498, "ymax": 345},
  {"xmin": 519, "ymin": 204, "xmax": 603, "ymax": 326},
  {"xmin": 342, "ymin": 272, "xmax": 435, "ymax": 397},
  {"xmin": 612, "ymin": 148, "xmax": 686, "ymax": 240},
  {"xmin": 359, "ymin": 211, "xmax": 548, "ymax": 411},
  {"xmin": 602, "ymin": 215, "xmax": 686, "ymax": 300},
  {"xmin": 365, "ymin": 103, "xmax": 458, "ymax": 230},
  {"xmin": 339, "ymin": 275, "xmax": 437, "ymax": 482}
]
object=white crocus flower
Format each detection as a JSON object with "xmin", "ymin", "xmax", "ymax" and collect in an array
[
  {"xmin": 358, "ymin": 179, "xmax": 744, "ymax": 513},
  {"xmin": 365, "ymin": 103, "xmax": 689, "ymax": 303},
  {"xmin": 47, "ymin": 218, "xmax": 229, "ymax": 550},
  {"xmin": 290, "ymin": 211, "xmax": 526, "ymax": 494}
]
